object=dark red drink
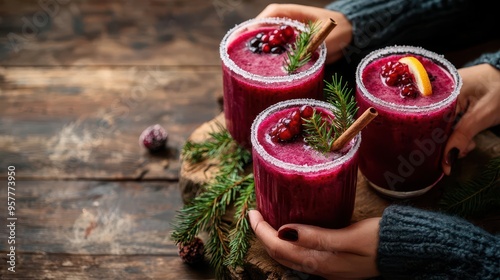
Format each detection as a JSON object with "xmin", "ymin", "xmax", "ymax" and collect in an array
[
  {"xmin": 220, "ymin": 18, "xmax": 326, "ymax": 148},
  {"xmin": 251, "ymin": 99, "xmax": 360, "ymax": 229},
  {"xmin": 355, "ymin": 46, "xmax": 462, "ymax": 198}
]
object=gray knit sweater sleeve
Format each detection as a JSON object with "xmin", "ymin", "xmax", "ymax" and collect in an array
[
  {"xmin": 325, "ymin": 0, "xmax": 492, "ymax": 58},
  {"xmin": 377, "ymin": 205, "xmax": 500, "ymax": 279},
  {"xmin": 464, "ymin": 51, "xmax": 500, "ymax": 70}
]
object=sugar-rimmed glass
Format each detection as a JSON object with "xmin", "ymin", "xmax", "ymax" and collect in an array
[
  {"xmin": 355, "ymin": 45, "xmax": 462, "ymax": 198},
  {"xmin": 220, "ymin": 17, "xmax": 327, "ymax": 149},
  {"xmin": 251, "ymin": 99, "xmax": 360, "ymax": 230}
]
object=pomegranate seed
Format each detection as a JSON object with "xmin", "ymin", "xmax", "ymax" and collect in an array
[
  {"xmin": 261, "ymin": 34, "xmax": 269, "ymax": 43},
  {"xmin": 262, "ymin": 43, "xmax": 271, "ymax": 53},
  {"xmin": 268, "ymin": 34, "xmax": 282, "ymax": 47},
  {"xmin": 280, "ymin": 25, "xmax": 294, "ymax": 39},
  {"xmin": 400, "ymin": 73, "xmax": 412, "ymax": 85},
  {"xmin": 278, "ymin": 127, "xmax": 293, "ymax": 141},
  {"xmin": 385, "ymin": 73, "xmax": 399, "ymax": 86},
  {"xmin": 392, "ymin": 62, "xmax": 405, "ymax": 75},
  {"xmin": 288, "ymin": 120, "xmax": 301, "ymax": 135},
  {"xmin": 400, "ymin": 84, "xmax": 418, "ymax": 98},
  {"xmin": 300, "ymin": 105, "xmax": 314, "ymax": 118},
  {"xmin": 289, "ymin": 109, "xmax": 301, "ymax": 122}
]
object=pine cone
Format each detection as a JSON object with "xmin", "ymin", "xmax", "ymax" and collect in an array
[{"xmin": 178, "ymin": 237, "xmax": 205, "ymax": 264}]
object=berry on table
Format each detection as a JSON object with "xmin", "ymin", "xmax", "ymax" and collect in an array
[{"xmin": 139, "ymin": 124, "xmax": 168, "ymax": 152}]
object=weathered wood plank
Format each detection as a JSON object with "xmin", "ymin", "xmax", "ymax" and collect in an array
[
  {"xmin": 0, "ymin": 181, "xmax": 185, "ymax": 256},
  {"xmin": 0, "ymin": 0, "xmax": 332, "ymax": 67},
  {"xmin": 0, "ymin": 67, "xmax": 221, "ymax": 180},
  {"xmin": 0, "ymin": 253, "xmax": 216, "ymax": 279}
]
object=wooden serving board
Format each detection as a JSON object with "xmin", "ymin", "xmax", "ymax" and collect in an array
[{"xmin": 179, "ymin": 113, "xmax": 500, "ymax": 279}]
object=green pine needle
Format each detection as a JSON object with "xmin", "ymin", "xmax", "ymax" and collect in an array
[
  {"xmin": 303, "ymin": 74, "xmax": 358, "ymax": 153},
  {"xmin": 439, "ymin": 156, "xmax": 500, "ymax": 217},
  {"xmin": 284, "ymin": 21, "xmax": 319, "ymax": 74},
  {"xmin": 171, "ymin": 126, "xmax": 253, "ymax": 278},
  {"xmin": 224, "ymin": 175, "xmax": 255, "ymax": 268},
  {"xmin": 324, "ymin": 73, "xmax": 358, "ymax": 135},
  {"xmin": 302, "ymin": 112, "xmax": 335, "ymax": 153}
]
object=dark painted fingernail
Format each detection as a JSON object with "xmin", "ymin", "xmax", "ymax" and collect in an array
[
  {"xmin": 446, "ymin": 147, "xmax": 459, "ymax": 166},
  {"xmin": 278, "ymin": 227, "xmax": 298, "ymax": 242}
]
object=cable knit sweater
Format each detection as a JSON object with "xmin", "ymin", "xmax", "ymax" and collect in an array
[
  {"xmin": 325, "ymin": 0, "xmax": 500, "ymax": 69},
  {"xmin": 378, "ymin": 205, "xmax": 500, "ymax": 279}
]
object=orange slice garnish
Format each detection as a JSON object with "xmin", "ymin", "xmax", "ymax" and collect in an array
[{"xmin": 398, "ymin": 56, "xmax": 433, "ymax": 96}]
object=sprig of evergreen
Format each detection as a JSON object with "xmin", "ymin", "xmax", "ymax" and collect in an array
[
  {"xmin": 181, "ymin": 123, "xmax": 236, "ymax": 164},
  {"xmin": 170, "ymin": 126, "xmax": 253, "ymax": 278},
  {"xmin": 301, "ymin": 112, "xmax": 335, "ymax": 153},
  {"xmin": 302, "ymin": 74, "xmax": 358, "ymax": 153},
  {"xmin": 284, "ymin": 21, "xmax": 319, "ymax": 74},
  {"xmin": 224, "ymin": 176, "xmax": 255, "ymax": 267},
  {"xmin": 325, "ymin": 73, "xmax": 358, "ymax": 134},
  {"xmin": 439, "ymin": 156, "xmax": 500, "ymax": 217}
]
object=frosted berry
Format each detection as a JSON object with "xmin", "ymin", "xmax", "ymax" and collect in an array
[
  {"xmin": 247, "ymin": 25, "xmax": 295, "ymax": 54},
  {"xmin": 139, "ymin": 124, "xmax": 168, "ymax": 152},
  {"xmin": 178, "ymin": 237, "xmax": 204, "ymax": 264}
]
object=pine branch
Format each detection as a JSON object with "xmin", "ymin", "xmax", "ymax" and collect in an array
[
  {"xmin": 224, "ymin": 175, "xmax": 255, "ymax": 268},
  {"xmin": 302, "ymin": 74, "xmax": 358, "ymax": 153},
  {"xmin": 170, "ymin": 173, "xmax": 242, "ymax": 245},
  {"xmin": 171, "ymin": 126, "xmax": 254, "ymax": 278},
  {"xmin": 284, "ymin": 21, "xmax": 319, "ymax": 74},
  {"xmin": 324, "ymin": 73, "xmax": 358, "ymax": 137},
  {"xmin": 439, "ymin": 157, "xmax": 500, "ymax": 217},
  {"xmin": 302, "ymin": 112, "xmax": 335, "ymax": 153},
  {"xmin": 181, "ymin": 122, "xmax": 233, "ymax": 163},
  {"xmin": 206, "ymin": 215, "xmax": 231, "ymax": 278}
]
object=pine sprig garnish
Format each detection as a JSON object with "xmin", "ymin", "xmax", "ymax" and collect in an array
[
  {"xmin": 303, "ymin": 74, "xmax": 358, "ymax": 153},
  {"xmin": 439, "ymin": 156, "xmax": 500, "ymax": 218},
  {"xmin": 284, "ymin": 21, "xmax": 319, "ymax": 74},
  {"xmin": 325, "ymin": 73, "xmax": 358, "ymax": 135},
  {"xmin": 171, "ymin": 126, "xmax": 254, "ymax": 278},
  {"xmin": 302, "ymin": 112, "xmax": 335, "ymax": 153}
]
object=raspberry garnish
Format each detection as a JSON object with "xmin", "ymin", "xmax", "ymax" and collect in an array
[{"xmin": 247, "ymin": 25, "xmax": 295, "ymax": 54}]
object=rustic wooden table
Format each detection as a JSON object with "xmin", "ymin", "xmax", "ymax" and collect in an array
[
  {"xmin": 0, "ymin": 1, "xmax": 499, "ymax": 280},
  {"xmin": 0, "ymin": 1, "xmax": 330, "ymax": 279}
]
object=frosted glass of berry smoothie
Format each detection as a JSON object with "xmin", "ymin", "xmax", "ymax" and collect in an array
[
  {"xmin": 251, "ymin": 99, "xmax": 360, "ymax": 230},
  {"xmin": 220, "ymin": 18, "xmax": 326, "ymax": 148},
  {"xmin": 355, "ymin": 46, "xmax": 462, "ymax": 198}
]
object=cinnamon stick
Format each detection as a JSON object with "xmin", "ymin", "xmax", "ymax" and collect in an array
[
  {"xmin": 302, "ymin": 18, "xmax": 337, "ymax": 60},
  {"xmin": 331, "ymin": 107, "xmax": 378, "ymax": 151}
]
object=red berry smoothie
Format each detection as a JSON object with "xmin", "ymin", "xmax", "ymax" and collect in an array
[
  {"xmin": 220, "ymin": 18, "xmax": 326, "ymax": 148},
  {"xmin": 355, "ymin": 46, "xmax": 462, "ymax": 198},
  {"xmin": 251, "ymin": 99, "xmax": 360, "ymax": 230}
]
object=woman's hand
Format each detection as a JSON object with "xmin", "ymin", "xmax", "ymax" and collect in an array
[
  {"xmin": 443, "ymin": 63, "xmax": 500, "ymax": 175},
  {"xmin": 256, "ymin": 4, "xmax": 353, "ymax": 64},
  {"xmin": 248, "ymin": 210, "xmax": 381, "ymax": 280}
]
